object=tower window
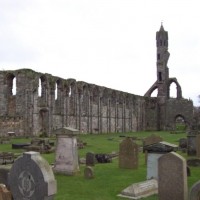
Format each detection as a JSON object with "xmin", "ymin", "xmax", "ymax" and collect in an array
[
  {"xmin": 160, "ymin": 40, "xmax": 162, "ymax": 46},
  {"xmin": 158, "ymin": 72, "xmax": 162, "ymax": 81},
  {"xmin": 157, "ymin": 54, "xmax": 160, "ymax": 60}
]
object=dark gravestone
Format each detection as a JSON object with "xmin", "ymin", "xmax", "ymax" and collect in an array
[
  {"xmin": 187, "ymin": 158, "xmax": 200, "ymax": 167},
  {"xmin": 8, "ymin": 151, "xmax": 57, "ymax": 200},
  {"xmin": 119, "ymin": 137, "xmax": 138, "ymax": 169},
  {"xmin": 84, "ymin": 166, "xmax": 94, "ymax": 179},
  {"xmin": 0, "ymin": 166, "xmax": 11, "ymax": 188},
  {"xmin": 187, "ymin": 135, "xmax": 196, "ymax": 156},
  {"xmin": 86, "ymin": 152, "xmax": 95, "ymax": 166},
  {"xmin": 189, "ymin": 180, "xmax": 200, "ymax": 200},
  {"xmin": 196, "ymin": 134, "xmax": 200, "ymax": 158},
  {"xmin": 179, "ymin": 138, "xmax": 187, "ymax": 149},
  {"xmin": 158, "ymin": 152, "xmax": 188, "ymax": 200},
  {"xmin": 95, "ymin": 154, "xmax": 112, "ymax": 163}
]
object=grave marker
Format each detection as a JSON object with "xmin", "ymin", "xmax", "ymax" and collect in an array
[
  {"xmin": 119, "ymin": 137, "xmax": 138, "ymax": 169},
  {"xmin": 8, "ymin": 151, "xmax": 57, "ymax": 200},
  {"xmin": 189, "ymin": 180, "xmax": 200, "ymax": 200},
  {"xmin": 53, "ymin": 127, "xmax": 80, "ymax": 175},
  {"xmin": 196, "ymin": 134, "xmax": 200, "ymax": 158},
  {"xmin": 84, "ymin": 166, "xmax": 94, "ymax": 179},
  {"xmin": 86, "ymin": 152, "xmax": 95, "ymax": 166},
  {"xmin": 158, "ymin": 152, "xmax": 188, "ymax": 200}
]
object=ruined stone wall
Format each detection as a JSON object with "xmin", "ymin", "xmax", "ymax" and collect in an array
[{"xmin": 0, "ymin": 69, "xmax": 146, "ymax": 136}]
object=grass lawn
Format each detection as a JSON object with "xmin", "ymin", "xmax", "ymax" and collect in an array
[{"xmin": 0, "ymin": 131, "xmax": 199, "ymax": 200}]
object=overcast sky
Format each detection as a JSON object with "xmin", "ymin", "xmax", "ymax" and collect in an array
[{"xmin": 0, "ymin": 0, "xmax": 199, "ymax": 106}]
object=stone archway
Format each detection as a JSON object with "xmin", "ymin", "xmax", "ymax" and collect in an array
[{"xmin": 174, "ymin": 114, "xmax": 187, "ymax": 132}]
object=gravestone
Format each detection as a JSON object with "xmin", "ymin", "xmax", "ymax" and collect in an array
[
  {"xmin": 118, "ymin": 179, "xmax": 158, "ymax": 199},
  {"xmin": 0, "ymin": 184, "xmax": 12, "ymax": 200},
  {"xmin": 8, "ymin": 151, "xmax": 57, "ymax": 200},
  {"xmin": 53, "ymin": 127, "xmax": 80, "ymax": 175},
  {"xmin": 196, "ymin": 134, "xmax": 200, "ymax": 158},
  {"xmin": 145, "ymin": 141, "xmax": 178, "ymax": 180},
  {"xmin": 158, "ymin": 152, "xmax": 188, "ymax": 200},
  {"xmin": 143, "ymin": 134, "xmax": 163, "ymax": 147},
  {"xmin": 189, "ymin": 180, "xmax": 200, "ymax": 200},
  {"xmin": 119, "ymin": 137, "xmax": 138, "ymax": 169},
  {"xmin": 86, "ymin": 152, "xmax": 95, "ymax": 166},
  {"xmin": 84, "ymin": 166, "xmax": 94, "ymax": 179},
  {"xmin": 0, "ymin": 165, "xmax": 12, "ymax": 187},
  {"xmin": 187, "ymin": 135, "xmax": 196, "ymax": 156}
]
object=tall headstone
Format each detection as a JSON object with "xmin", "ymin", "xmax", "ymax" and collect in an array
[
  {"xmin": 189, "ymin": 180, "xmax": 200, "ymax": 200},
  {"xmin": 86, "ymin": 152, "xmax": 95, "ymax": 166},
  {"xmin": 187, "ymin": 135, "xmax": 197, "ymax": 156},
  {"xmin": 196, "ymin": 134, "xmax": 200, "ymax": 158},
  {"xmin": 158, "ymin": 152, "xmax": 188, "ymax": 200},
  {"xmin": 53, "ymin": 127, "xmax": 80, "ymax": 175},
  {"xmin": 119, "ymin": 137, "xmax": 138, "ymax": 169},
  {"xmin": 8, "ymin": 151, "xmax": 57, "ymax": 200}
]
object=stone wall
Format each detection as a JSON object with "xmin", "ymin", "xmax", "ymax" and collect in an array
[{"xmin": 0, "ymin": 69, "xmax": 146, "ymax": 136}]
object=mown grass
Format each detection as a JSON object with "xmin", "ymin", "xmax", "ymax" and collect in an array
[{"xmin": 0, "ymin": 131, "xmax": 199, "ymax": 200}]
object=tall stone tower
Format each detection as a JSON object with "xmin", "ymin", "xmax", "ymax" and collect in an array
[
  {"xmin": 144, "ymin": 24, "xmax": 193, "ymax": 130},
  {"xmin": 156, "ymin": 24, "xmax": 170, "ymax": 98}
]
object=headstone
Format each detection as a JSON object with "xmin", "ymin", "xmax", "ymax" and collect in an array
[
  {"xmin": 84, "ymin": 166, "xmax": 94, "ymax": 179},
  {"xmin": 145, "ymin": 141, "xmax": 178, "ymax": 180},
  {"xmin": 189, "ymin": 180, "xmax": 200, "ymax": 200},
  {"xmin": 0, "ymin": 165, "xmax": 12, "ymax": 187},
  {"xmin": 158, "ymin": 152, "xmax": 188, "ymax": 200},
  {"xmin": 196, "ymin": 134, "xmax": 200, "ymax": 158},
  {"xmin": 86, "ymin": 152, "xmax": 95, "ymax": 166},
  {"xmin": 53, "ymin": 127, "xmax": 80, "ymax": 175},
  {"xmin": 8, "ymin": 151, "xmax": 57, "ymax": 200},
  {"xmin": 118, "ymin": 179, "xmax": 158, "ymax": 199},
  {"xmin": 187, "ymin": 135, "xmax": 196, "ymax": 156},
  {"xmin": 119, "ymin": 137, "xmax": 138, "ymax": 169},
  {"xmin": 147, "ymin": 153, "xmax": 163, "ymax": 180},
  {"xmin": 0, "ymin": 184, "xmax": 12, "ymax": 200},
  {"xmin": 143, "ymin": 134, "xmax": 163, "ymax": 147}
]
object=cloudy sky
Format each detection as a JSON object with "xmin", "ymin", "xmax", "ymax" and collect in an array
[{"xmin": 0, "ymin": 0, "xmax": 199, "ymax": 105}]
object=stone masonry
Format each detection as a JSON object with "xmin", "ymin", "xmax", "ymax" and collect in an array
[{"xmin": 0, "ymin": 25, "xmax": 193, "ymax": 136}]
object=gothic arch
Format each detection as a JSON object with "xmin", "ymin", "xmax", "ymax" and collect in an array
[{"xmin": 167, "ymin": 78, "xmax": 182, "ymax": 99}]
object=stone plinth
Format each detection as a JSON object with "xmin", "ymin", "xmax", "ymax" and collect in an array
[{"xmin": 53, "ymin": 127, "xmax": 80, "ymax": 175}]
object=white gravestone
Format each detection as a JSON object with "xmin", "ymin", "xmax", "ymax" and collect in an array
[{"xmin": 53, "ymin": 127, "xmax": 80, "ymax": 175}]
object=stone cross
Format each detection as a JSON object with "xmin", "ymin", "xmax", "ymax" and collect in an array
[
  {"xmin": 8, "ymin": 151, "xmax": 57, "ymax": 200},
  {"xmin": 158, "ymin": 152, "xmax": 188, "ymax": 200}
]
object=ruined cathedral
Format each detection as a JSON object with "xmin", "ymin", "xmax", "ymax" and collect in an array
[{"xmin": 0, "ymin": 25, "xmax": 193, "ymax": 136}]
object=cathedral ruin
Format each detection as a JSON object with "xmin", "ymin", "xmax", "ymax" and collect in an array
[{"xmin": 0, "ymin": 25, "xmax": 193, "ymax": 136}]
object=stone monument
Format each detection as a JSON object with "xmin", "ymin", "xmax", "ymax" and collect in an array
[
  {"xmin": 53, "ymin": 127, "xmax": 80, "ymax": 175},
  {"xmin": 119, "ymin": 137, "xmax": 138, "ymax": 169},
  {"xmin": 158, "ymin": 152, "xmax": 188, "ymax": 200},
  {"xmin": 8, "ymin": 151, "xmax": 57, "ymax": 200}
]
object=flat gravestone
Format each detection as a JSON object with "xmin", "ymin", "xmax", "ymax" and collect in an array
[
  {"xmin": 158, "ymin": 152, "xmax": 188, "ymax": 200},
  {"xmin": 196, "ymin": 134, "xmax": 200, "ymax": 158},
  {"xmin": 119, "ymin": 137, "xmax": 138, "ymax": 169},
  {"xmin": 84, "ymin": 166, "xmax": 94, "ymax": 179},
  {"xmin": 8, "ymin": 151, "xmax": 57, "ymax": 200},
  {"xmin": 189, "ymin": 180, "xmax": 200, "ymax": 200},
  {"xmin": 118, "ymin": 179, "xmax": 158, "ymax": 199},
  {"xmin": 86, "ymin": 152, "xmax": 95, "ymax": 166}
]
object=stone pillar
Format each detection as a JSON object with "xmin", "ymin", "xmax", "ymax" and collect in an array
[{"xmin": 53, "ymin": 127, "xmax": 80, "ymax": 175}]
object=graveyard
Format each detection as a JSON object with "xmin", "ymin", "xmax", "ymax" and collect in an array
[{"xmin": 0, "ymin": 130, "xmax": 200, "ymax": 199}]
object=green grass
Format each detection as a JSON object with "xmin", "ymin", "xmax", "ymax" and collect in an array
[{"xmin": 0, "ymin": 131, "xmax": 199, "ymax": 200}]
